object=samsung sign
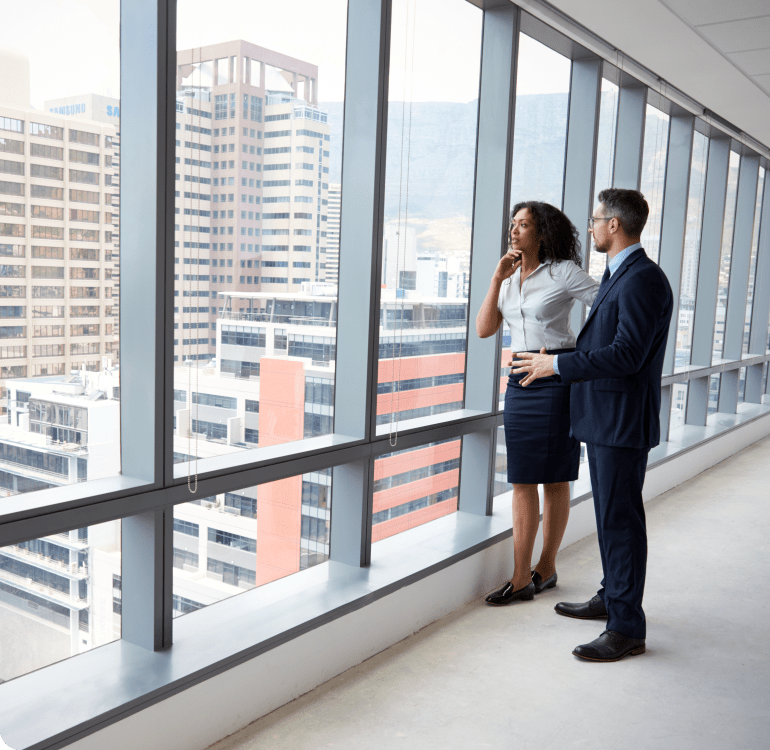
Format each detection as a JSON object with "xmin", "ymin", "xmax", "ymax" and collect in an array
[{"xmin": 48, "ymin": 103, "xmax": 120, "ymax": 118}]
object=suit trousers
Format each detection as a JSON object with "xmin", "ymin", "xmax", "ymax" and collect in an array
[{"xmin": 586, "ymin": 443, "xmax": 650, "ymax": 640}]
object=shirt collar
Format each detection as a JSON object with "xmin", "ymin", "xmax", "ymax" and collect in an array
[{"xmin": 608, "ymin": 242, "xmax": 642, "ymax": 276}]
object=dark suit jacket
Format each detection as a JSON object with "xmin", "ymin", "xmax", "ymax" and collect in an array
[{"xmin": 556, "ymin": 248, "xmax": 674, "ymax": 449}]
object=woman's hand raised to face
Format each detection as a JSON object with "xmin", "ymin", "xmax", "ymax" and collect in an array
[{"xmin": 494, "ymin": 249, "xmax": 522, "ymax": 282}]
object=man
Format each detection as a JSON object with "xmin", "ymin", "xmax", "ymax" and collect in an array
[{"xmin": 510, "ymin": 188, "xmax": 673, "ymax": 662}]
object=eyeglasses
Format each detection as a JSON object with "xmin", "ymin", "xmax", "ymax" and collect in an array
[{"xmin": 588, "ymin": 216, "xmax": 614, "ymax": 228}]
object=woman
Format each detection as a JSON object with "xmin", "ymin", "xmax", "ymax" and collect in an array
[{"xmin": 476, "ymin": 201, "xmax": 600, "ymax": 606}]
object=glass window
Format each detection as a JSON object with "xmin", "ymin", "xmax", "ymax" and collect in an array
[
  {"xmin": 173, "ymin": 469, "xmax": 330, "ymax": 613},
  {"xmin": 510, "ymin": 35, "xmax": 571, "ymax": 208},
  {"xmin": 677, "ymin": 130, "xmax": 709, "ymax": 368},
  {"xmin": 588, "ymin": 77, "xmax": 619, "ymax": 281},
  {"xmin": 712, "ymin": 150, "xmax": 741, "ymax": 363},
  {"xmin": 371, "ymin": 438, "xmax": 460, "ymax": 544},
  {"xmin": 0, "ymin": 520, "xmax": 120, "ymax": 683},
  {"xmin": 743, "ymin": 167, "xmax": 766, "ymax": 355},
  {"xmin": 670, "ymin": 383, "xmax": 688, "ymax": 434},
  {"xmin": 174, "ymin": 0, "xmax": 347, "ymax": 467},
  {"xmin": 639, "ymin": 104, "xmax": 670, "ymax": 263},
  {"xmin": 376, "ymin": 0, "xmax": 481, "ymax": 433}
]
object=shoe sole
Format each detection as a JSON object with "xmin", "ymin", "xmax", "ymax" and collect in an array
[
  {"xmin": 571, "ymin": 645, "xmax": 645, "ymax": 662},
  {"xmin": 485, "ymin": 594, "xmax": 535, "ymax": 606},
  {"xmin": 554, "ymin": 608, "xmax": 608, "ymax": 619}
]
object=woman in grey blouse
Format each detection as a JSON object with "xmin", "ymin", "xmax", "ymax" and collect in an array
[{"xmin": 476, "ymin": 201, "xmax": 600, "ymax": 606}]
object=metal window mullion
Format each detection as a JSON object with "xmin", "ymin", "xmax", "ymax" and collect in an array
[
  {"xmin": 563, "ymin": 55, "xmax": 603, "ymax": 335},
  {"xmin": 612, "ymin": 80, "xmax": 647, "ymax": 190},
  {"xmin": 746, "ymin": 175, "xmax": 770, "ymax": 403},
  {"xmin": 119, "ymin": 0, "xmax": 173, "ymax": 650},
  {"xmin": 722, "ymin": 154, "xmax": 760, "ymax": 361},
  {"xmin": 719, "ymin": 153, "xmax": 759, "ymax": 413},
  {"xmin": 329, "ymin": 0, "xmax": 392, "ymax": 565},
  {"xmin": 459, "ymin": 3, "xmax": 519, "ymax": 516}
]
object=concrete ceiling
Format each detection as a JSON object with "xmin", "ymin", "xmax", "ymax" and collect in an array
[{"xmin": 547, "ymin": 0, "xmax": 770, "ymax": 151}]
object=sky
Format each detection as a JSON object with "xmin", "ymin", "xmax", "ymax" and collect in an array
[{"xmin": 0, "ymin": 0, "xmax": 573, "ymax": 110}]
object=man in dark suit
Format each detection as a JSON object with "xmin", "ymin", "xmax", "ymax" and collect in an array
[{"xmin": 511, "ymin": 188, "xmax": 673, "ymax": 662}]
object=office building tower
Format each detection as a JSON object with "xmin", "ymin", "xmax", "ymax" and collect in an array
[{"xmin": 0, "ymin": 50, "xmax": 119, "ymax": 420}]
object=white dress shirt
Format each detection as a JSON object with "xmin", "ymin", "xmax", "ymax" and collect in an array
[{"xmin": 498, "ymin": 258, "xmax": 600, "ymax": 352}]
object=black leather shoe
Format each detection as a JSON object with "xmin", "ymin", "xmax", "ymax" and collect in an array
[
  {"xmin": 531, "ymin": 570, "xmax": 557, "ymax": 593},
  {"xmin": 485, "ymin": 581, "xmax": 535, "ymax": 606},
  {"xmin": 572, "ymin": 630, "xmax": 646, "ymax": 662},
  {"xmin": 554, "ymin": 594, "xmax": 608, "ymax": 619}
]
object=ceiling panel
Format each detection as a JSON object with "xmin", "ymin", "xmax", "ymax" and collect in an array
[
  {"xmin": 696, "ymin": 15, "xmax": 770, "ymax": 53},
  {"xmin": 729, "ymin": 48, "xmax": 770, "ymax": 76},
  {"xmin": 660, "ymin": 0, "xmax": 770, "ymax": 27},
  {"xmin": 548, "ymin": 0, "xmax": 770, "ymax": 149}
]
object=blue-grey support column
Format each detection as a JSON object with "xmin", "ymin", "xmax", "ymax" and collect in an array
[
  {"xmin": 686, "ymin": 137, "xmax": 730, "ymax": 426},
  {"xmin": 120, "ymin": 0, "xmax": 173, "ymax": 650},
  {"xmin": 122, "ymin": 509, "xmax": 173, "ymax": 651},
  {"xmin": 613, "ymin": 82, "xmax": 647, "ymax": 190},
  {"xmin": 459, "ymin": 3, "xmax": 519, "ymax": 515},
  {"xmin": 746, "ymin": 175, "xmax": 770, "ymax": 403},
  {"xmin": 719, "ymin": 154, "xmax": 760, "ymax": 413},
  {"xmin": 563, "ymin": 56, "xmax": 602, "ymax": 333},
  {"xmin": 330, "ymin": 0, "xmax": 392, "ymax": 564}
]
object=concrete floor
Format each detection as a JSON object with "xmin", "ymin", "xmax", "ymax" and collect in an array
[{"xmin": 209, "ymin": 435, "xmax": 770, "ymax": 750}]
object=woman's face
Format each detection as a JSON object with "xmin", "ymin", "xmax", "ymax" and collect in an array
[{"xmin": 510, "ymin": 208, "xmax": 539, "ymax": 255}]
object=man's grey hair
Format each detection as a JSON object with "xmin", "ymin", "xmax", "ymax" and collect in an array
[{"xmin": 598, "ymin": 188, "xmax": 649, "ymax": 237}]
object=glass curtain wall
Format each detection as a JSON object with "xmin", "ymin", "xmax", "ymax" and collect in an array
[
  {"xmin": 173, "ymin": 466, "xmax": 331, "ymax": 612},
  {"xmin": 677, "ymin": 131, "xmax": 709, "ymax": 368},
  {"xmin": 371, "ymin": 437, "xmax": 461, "ymax": 544},
  {"xmin": 173, "ymin": 0, "xmax": 348, "ymax": 468},
  {"xmin": 377, "ymin": 0, "xmax": 482, "ymax": 432},
  {"xmin": 500, "ymin": 34, "xmax": 571, "ymax": 408},
  {"xmin": 0, "ymin": 1, "xmax": 121, "ymax": 496},
  {"xmin": 0, "ymin": 519, "xmax": 120, "ymax": 682},
  {"xmin": 639, "ymin": 104, "xmax": 670, "ymax": 263},
  {"xmin": 743, "ymin": 167, "xmax": 766, "ymax": 356},
  {"xmin": 712, "ymin": 150, "xmax": 741, "ymax": 363},
  {"xmin": 589, "ymin": 77, "xmax": 620, "ymax": 281}
]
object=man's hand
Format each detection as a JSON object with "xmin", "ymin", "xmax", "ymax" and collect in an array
[{"xmin": 508, "ymin": 347, "xmax": 555, "ymax": 387}]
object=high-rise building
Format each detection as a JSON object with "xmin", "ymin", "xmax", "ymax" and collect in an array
[
  {"xmin": 0, "ymin": 51, "xmax": 119, "ymax": 421},
  {"xmin": 175, "ymin": 41, "xmax": 331, "ymax": 332}
]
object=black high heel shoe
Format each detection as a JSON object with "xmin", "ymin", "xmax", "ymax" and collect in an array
[
  {"xmin": 485, "ymin": 581, "xmax": 535, "ymax": 606},
  {"xmin": 531, "ymin": 570, "xmax": 557, "ymax": 593}
]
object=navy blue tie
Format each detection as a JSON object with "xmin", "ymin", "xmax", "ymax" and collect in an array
[{"xmin": 601, "ymin": 266, "xmax": 611, "ymax": 285}]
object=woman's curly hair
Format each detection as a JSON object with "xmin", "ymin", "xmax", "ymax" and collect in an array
[{"xmin": 508, "ymin": 201, "xmax": 582, "ymax": 268}]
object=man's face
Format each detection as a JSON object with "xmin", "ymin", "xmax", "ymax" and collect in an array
[{"xmin": 590, "ymin": 203, "xmax": 612, "ymax": 254}]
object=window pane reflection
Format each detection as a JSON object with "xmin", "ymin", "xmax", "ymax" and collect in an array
[
  {"xmin": 174, "ymin": 0, "xmax": 347, "ymax": 466},
  {"xmin": 0, "ymin": 1, "xmax": 121, "ymax": 497},
  {"xmin": 639, "ymin": 105, "xmax": 670, "ymax": 263},
  {"xmin": 743, "ymin": 167, "xmax": 765, "ymax": 355},
  {"xmin": 371, "ymin": 437, "xmax": 460, "ymax": 544},
  {"xmin": 0, "ymin": 519, "xmax": 120, "ymax": 682},
  {"xmin": 510, "ymin": 35, "xmax": 571, "ymax": 208},
  {"xmin": 493, "ymin": 425, "xmax": 511, "ymax": 498},
  {"xmin": 712, "ymin": 150, "xmax": 741, "ymax": 363},
  {"xmin": 676, "ymin": 130, "xmax": 708, "ymax": 369},
  {"xmin": 588, "ymin": 77, "xmax": 619, "ymax": 281},
  {"xmin": 377, "ymin": 0, "xmax": 481, "ymax": 432},
  {"xmin": 670, "ymin": 383, "xmax": 687, "ymax": 433},
  {"xmin": 173, "ymin": 467, "xmax": 331, "ymax": 614}
]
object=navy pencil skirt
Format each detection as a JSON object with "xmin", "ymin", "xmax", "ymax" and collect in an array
[{"xmin": 503, "ymin": 348, "xmax": 580, "ymax": 484}]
